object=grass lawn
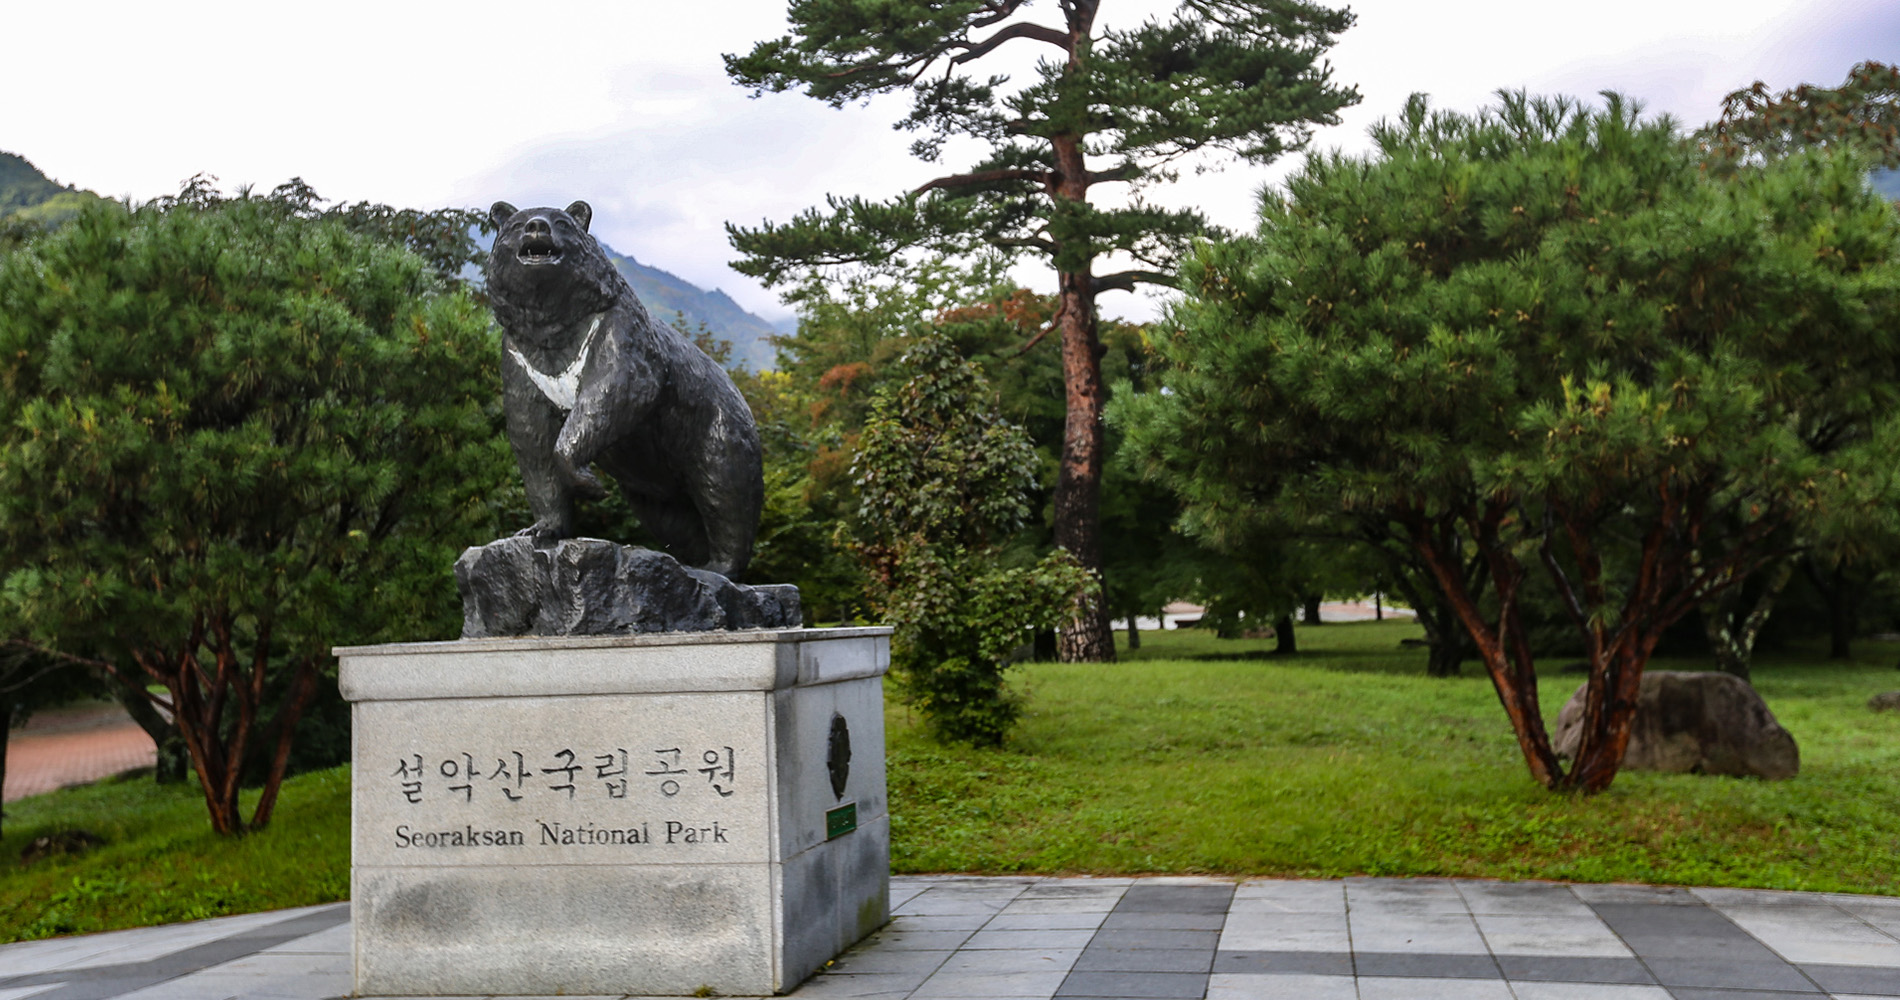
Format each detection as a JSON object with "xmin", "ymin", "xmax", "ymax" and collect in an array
[
  {"xmin": 889, "ymin": 621, "xmax": 1900, "ymax": 891},
  {"xmin": 3, "ymin": 620, "xmax": 1898, "ymax": 942}
]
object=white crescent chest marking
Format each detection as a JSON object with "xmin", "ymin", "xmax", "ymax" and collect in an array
[{"xmin": 508, "ymin": 315, "xmax": 603, "ymax": 411}]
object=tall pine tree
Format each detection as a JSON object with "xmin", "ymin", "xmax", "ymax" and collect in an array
[{"xmin": 726, "ymin": 0, "xmax": 1358, "ymax": 659}]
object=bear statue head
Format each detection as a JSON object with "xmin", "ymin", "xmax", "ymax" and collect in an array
[{"xmin": 485, "ymin": 200, "xmax": 621, "ymax": 347}]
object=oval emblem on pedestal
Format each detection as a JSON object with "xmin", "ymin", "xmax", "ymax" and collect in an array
[{"xmin": 826, "ymin": 713, "xmax": 851, "ymax": 800}]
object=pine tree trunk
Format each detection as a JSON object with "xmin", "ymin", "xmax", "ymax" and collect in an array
[
  {"xmin": 1426, "ymin": 638, "xmax": 1464, "ymax": 678},
  {"xmin": 113, "ymin": 680, "xmax": 187, "ymax": 783},
  {"xmin": 0, "ymin": 705, "xmax": 14, "ymax": 836},
  {"xmin": 1301, "ymin": 593, "xmax": 1324, "ymax": 627},
  {"xmin": 1272, "ymin": 614, "xmax": 1297, "ymax": 654},
  {"xmin": 1049, "ymin": 131, "xmax": 1114, "ymax": 664},
  {"xmin": 1829, "ymin": 562, "xmax": 1853, "ymax": 660},
  {"xmin": 1126, "ymin": 615, "xmax": 1141, "ymax": 650},
  {"xmin": 1701, "ymin": 557, "xmax": 1793, "ymax": 682}
]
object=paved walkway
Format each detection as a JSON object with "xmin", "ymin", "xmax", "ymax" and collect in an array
[
  {"xmin": 3, "ymin": 876, "xmax": 1899, "ymax": 999},
  {"xmin": 4, "ymin": 703, "xmax": 155, "ymax": 803}
]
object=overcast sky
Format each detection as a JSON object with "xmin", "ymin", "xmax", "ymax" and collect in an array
[{"xmin": 6, "ymin": 0, "xmax": 1895, "ymax": 323}]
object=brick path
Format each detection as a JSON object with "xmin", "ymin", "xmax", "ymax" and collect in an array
[{"xmin": 4, "ymin": 701, "xmax": 156, "ymax": 802}]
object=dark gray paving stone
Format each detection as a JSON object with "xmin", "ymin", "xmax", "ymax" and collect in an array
[
  {"xmin": 1112, "ymin": 886, "xmax": 1235, "ymax": 915},
  {"xmin": 1667, "ymin": 991, "xmax": 1831, "ymax": 1000},
  {"xmin": 1591, "ymin": 902, "xmax": 1787, "ymax": 961},
  {"xmin": 1214, "ymin": 950, "xmax": 1353, "ymax": 976},
  {"xmin": 1801, "ymin": 962, "xmax": 1900, "ymax": 995},
  {"xmin": 1074, "ymin": 949, "xmax": 1215, "ymax": 974},
  {"xmin": 1645, "ymin": 956, "xmax": 1822, "ymax": 992},
  {"xmin": 1352, "ymin": 952, "xmax": 1501, "ymax": 980},
  {"xmin": 1056, "ymin": 970, "xmax": 1210, "ymax": 998},
  {"xmin": 1100, "ymin": 911, "xmax": 1226, "ymax": 931},
  {"xmin": 1495, "ymin": 954, "xmax": 1657, "ymax": 984},
  {"xmin": 0, "ymin": 905, "xmax": 351, "ymax": 1000},
  {"xmin": 1088, "ymin": 929, "xmax": 1220, "ymax": 951}
]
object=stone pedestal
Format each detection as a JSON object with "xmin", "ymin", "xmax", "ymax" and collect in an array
[{"xmin": 335, "ymin": 627, "xmax": 891, "ymax": 997}]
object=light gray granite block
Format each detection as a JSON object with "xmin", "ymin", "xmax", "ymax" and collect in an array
[{"xmin": 338, "ymin": 627, "xmax": 892, "ymax": 997}]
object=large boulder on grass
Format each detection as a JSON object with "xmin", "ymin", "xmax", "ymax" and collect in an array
[{"xmin": 1553, "ymin": 670, "xmax": 1798, "ymax": 780}]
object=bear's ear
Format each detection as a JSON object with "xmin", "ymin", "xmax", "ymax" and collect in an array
[
  {"xmin": 489, "ymin": 201, "xmax": 519, "ymax": 231},
  {"xmin": 565, "ymin": 201, "xmax": 593, "ymax": 232}
]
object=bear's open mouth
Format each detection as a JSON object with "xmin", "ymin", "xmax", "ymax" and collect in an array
[{"xmin": 517, "ymin": 236, "xmax": 562, "ymax": 265}]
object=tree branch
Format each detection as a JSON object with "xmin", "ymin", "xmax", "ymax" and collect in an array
[
  {"xmin": 913, "ymin": 168, "xmax": 1054, "ymax": 196},
  {"xmin": 1093, "ymin": 270, "xmax": 1177, "ymax": 294},
  {"xmin": 951, "ymin": 21, "xmax": 1071, "ymax": 65}
]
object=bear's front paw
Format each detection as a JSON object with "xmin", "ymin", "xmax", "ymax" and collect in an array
[{"xmin": 515, "ymin": 519, "xmax": 569, "ymax": 543}]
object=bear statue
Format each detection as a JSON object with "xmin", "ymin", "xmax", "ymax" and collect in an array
[{"xmin": 484, "ymin": 200, "xmax": 764, "ymax": 582}]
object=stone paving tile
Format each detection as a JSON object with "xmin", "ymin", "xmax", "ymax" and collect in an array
[
  {"xmin": 0, "ymin": 908, "xmax": 322, "ymax": 976},
  {"xmin": 986, "ymin": 912, "xmax": 1110, "ymax": 931},
  {"xmin": 1075, "ymin": 949, "xmax": 1214, "ymax": 974},
  {"xmin": 107, "ymin": 953, "xmax": 349, "ymax": 1000},
  {"xmin": 1802, "ymin": 963, "xmax": 1900, "ymax": 995},
  {"xmin": 1000, "ymin": 898, "xmax": 1122, "ymax": 915},
  {"xmin": 1348, "ymin": 911, "xmax": 1489, "ymax": 953},
  {"xmin": 1231, "ymin": 879, "xmax": 1344, "ymax": 911},
  {"xmin": 1110, "ymin": 886, "xmax": 1232, "ymax": 915},
  {"xmin": 1643, "ymin": 956, "xmax": 1823, "ymax": 992},
  {"xmin": 1054, "ymin": 970, "xmax": 1207, "ymax": 998},
  {"xmin": 824, "ymin": 948, "xmax": 953, "ymax": 975},
  {"xmin": 1495, "ymin": 955, "xmax": 1657, "ymax": 984},
  {"xmin": 1352, "ymin": 951, "xmax": 1500, "ymax": 979},
  {"xmin": 1085, "ymin": 929, "xmax": 1218, "ymax": 951},
  {"xmin": 879, "ymin": 914, "xmax": 992, "ymax": 932},
  {"xmin": 1216, "ymin": 910, "xmax": 1350, "ymax": 952},
  {"xmin": 935, "ymin": 948, "xmax": 1080, "ymax": 975},
  {"xmin": 1474, "ymin": 912, "xmax": 1634, "ymax": 957},
  {"xmin": 1346, "ymin": 877, "xmax": 1469, "ymax": 914},
  {"xmin": 1457, "ymin": 880, "xmax": 1596, "ymax": 917},
  {"xmin": 788, "ymin": 973, "xmax": 929, "ymax": 998},
  {"xmin": 962, "ymin": 929, "xmax": 1099, "ymax": 951},
  {"xmin": 858, "ymin": 926, "xmax": 979, "ymax": 950},
  {"xmin": 1098, "ymin": 911, "xmax": 1224, "ymax": 931},
  {"xmin": 1211, "ymin": 950, "xmax": 1350, "ymax": 976},
  {"xmin": 1355, "ymin": 975, "xmax": 1516, "ymax": 999},
  {"xmin": 1572, "ymin": 884, "xmax": 1704, "ymax": 906},
  {"xmin": 908, "ymin": 969, "xmax": 1068, "ymax": 998},
  {"xmin": 256, "ymin": 923, "xmax": 350, "ymax": 955},
  {"xmin": 1508, "ymin": 984, "xmax": 1673, "ymax": 999},
  {"xmin": 1206, "ymin": 972, "xmax": 1355, "ymax": 999},
  {"xmin": 1717, "ymin": 904, "xmax": 1900, "ymax": 966}
]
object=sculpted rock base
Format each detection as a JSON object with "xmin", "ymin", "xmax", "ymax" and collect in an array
[
  {"xmin": 455, "ymin": 536, "xmax": 800, "ymax": 637},
  {"xmin": 1554, "ymin": 670, "xmax": 1799, "ymax": 780}
]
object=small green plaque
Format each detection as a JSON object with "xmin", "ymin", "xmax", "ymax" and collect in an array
[{"xmin": 826, "ymin": 801, "xmax": 858, "ymax": 840}]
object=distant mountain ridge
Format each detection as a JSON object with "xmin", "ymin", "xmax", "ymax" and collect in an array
[
  {"xmin": 596, "ymin": 245, "xmax": 790, "ymax": 371},
  {"xmin": 0, "ymin": 150, "xmax": 792, "ymax": 370},
  {"xmin": 0, "ymin": 152, "xmax": 102, "ymax": 224}
]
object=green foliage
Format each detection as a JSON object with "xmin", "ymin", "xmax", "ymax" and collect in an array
[
  {"xmin": 1704, "ymin": 60, "xmax": 1900, "ymax": 170},
  {"xmin": 847, "ymin": 336, "xmax": 1096, "ymax": 745},
  {"xmin": 1121, "ymin": 92, "xmax": 1900, "ymax": 791},
  {"xmin": 725, "ymin": 0, "xmax": 1360, "ymax": 287},
  {"xmin": 730, "ymin": 2, "xmax": 1363, "ymax": 659},
  {"xmin": 0, "ymin": 190, "xmax": 509, "ymax": 832}
]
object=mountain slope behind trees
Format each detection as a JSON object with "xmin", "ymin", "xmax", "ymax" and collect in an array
[{"xmin": 0, "ymin": 151, "xmax": 790, "ymax": 369}]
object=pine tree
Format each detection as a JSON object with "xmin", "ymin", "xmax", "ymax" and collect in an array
[
  {"xmin": 726, "ymin": 0, "xmax": 1358, "ymax": 660},
  {"xmin": 1123, "ymin": 94, "xmax": 1900, "ymax": 792}
]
